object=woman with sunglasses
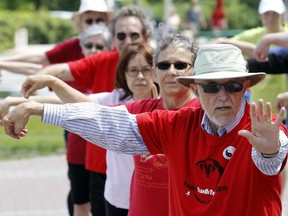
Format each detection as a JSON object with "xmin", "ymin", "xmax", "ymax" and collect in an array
[{"xmin": 0, "ymin": 23, "xmax": 112, "ymax": 216}]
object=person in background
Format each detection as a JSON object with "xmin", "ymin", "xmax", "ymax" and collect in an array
[
  {"xmin": 166, "ymin": 7, "xmax": 180, "ymax": 34},
  {"xmin": 211, "ymin": 0, "xmax": 227, "ymax": 34},
  {"xmin": 4, "ymin": 44, "xmax": 288, "ymax": 215},
  {"xmin": 0, "ymin": 23, "xmax": 112, "ymax": 216},
  {"xmin": 0, "ymin": 0, "xmax": 112, "ymax": 66},
  {"xmin": 0, "ymin": 24, "xmax": 112, "ymax": 76},
  {"xmin": 214, "ymin": 0, "xmax": 288, "ymax": 115},
  {"xmin": 185, "ymin": 0, "xmax": 207, "ymax": 38},
  {"xmin": 253, "ymin": 31, "xmax": 288, "ymax": 62}
]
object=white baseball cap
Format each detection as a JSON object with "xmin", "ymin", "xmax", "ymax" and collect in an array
[{"xmin": 258, "ymin": 0, "xmax": 286, "ymax": 14}]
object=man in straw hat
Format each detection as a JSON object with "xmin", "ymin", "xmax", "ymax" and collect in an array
[{"xmin": 3, "ymin": 44, "xmax": 288, "ymax": 215}]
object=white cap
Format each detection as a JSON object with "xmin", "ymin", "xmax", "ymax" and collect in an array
[
  {"xmin": 258, "ymin": 0, "xmax": 286, "ymax": 14},
  {"xmin": 71, "ymin": 0, "xmax": 112, "ymax": 32}
]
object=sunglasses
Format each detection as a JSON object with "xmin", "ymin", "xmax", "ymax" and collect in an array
[
  {"xmin": 116, "ymin": 32, "xmax": 141, "ymax": 41},
  {"xmin": 126, "ymin": 67, "xmax": 152, "ymax": 77},
  {"xmin": 196, "ymin": 82, "xmax": 244, "ymax": 93},
  {"xmin": 84, "ymin": 43, "xmax": 105, "ymax": 50},
  {"xmin": 156, "ymin": 62, "xmax": 192, "ymax": 71},
  {"xmin": 85, "ymin": 18, "xmax": 104, "ymax": 25}
]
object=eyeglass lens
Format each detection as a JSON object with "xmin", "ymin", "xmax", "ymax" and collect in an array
[
  {"xmin": 116, "ymin": 32, "xmax": 140, "ymax": 41},
  {"xmin": 199, "ymin": 82, "xmax": 244, "ymax": 93},
  {"xmin": 127, "ymin": 67, "xmax": 152, "ymax": 77},
  {"xmin": 157, "ymin": 62, "xmax": 191, "ymax": 70},
  {"xmin": 85, "ymin": 18, "xmax": 104, "ymax": 25},
  {"xmin": 84, "ymin": 43, "xmax": 104, "ymax": 50}
]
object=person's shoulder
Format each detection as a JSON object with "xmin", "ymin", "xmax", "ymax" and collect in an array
[
  {"xmin": 89, "ymin": 50, "xmax": 118, "ymax": 60},
  {"xmin": 57, "ymin": 37, "xmax": 80, "ymax": 46},
  {"xmin": 126, "ymin": 98, "xmax": 162, "ymax": 114},
  {"xmin": 232, "ymin": 27, "xmax": 265, "ymax": 40}
]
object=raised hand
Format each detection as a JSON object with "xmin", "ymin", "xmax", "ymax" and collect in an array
[{"xmin": 238, "ymin": 99, "xmax": 285, "ymax": 154}]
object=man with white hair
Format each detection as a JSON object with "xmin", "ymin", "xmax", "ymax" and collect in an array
[{"xmin": 4, "ymin": 44, "xmax": 288, "ymax": 215}]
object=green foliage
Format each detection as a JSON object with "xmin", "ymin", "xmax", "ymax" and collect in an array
[
  {"xmin": 0, "ymin": 116, "xmax": 65, "ymax": 160},
  {"xmin": 144, "ymin": 0, "xmax": 260, "ymax": 30},
  {"xmin": 0, "ymin": 0, "xmax": 80, "ymax": 11},
  {"xmin": 0, "ymin": 9, "xmax": 77, "ymax": 52}
]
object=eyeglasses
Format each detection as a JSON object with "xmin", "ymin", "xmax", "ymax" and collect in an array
[
  {"xmin": 84, "ymin": 43, "xmax": 105, "ymax": 50},
  {"xmin": 116, "ymin": 32, "xmax": 141, "ymax": 41},
  {"xmin": 156, "ymin": 61, "xmax": 192, "ymax": 71},
  {"xmin": 196, "ymin": 82, "xmax": 244, "ymax": 93},
  {"xmin": 126, "ymin": 67, "xmax": 152, "ymax": 77},
  {"xmin": 85, "ymin": 18, "xmax": 104, "ymax": 25}
]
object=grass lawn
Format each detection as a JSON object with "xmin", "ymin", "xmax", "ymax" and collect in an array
[{"xmin": 0, "ymin": 116, "xmax": 65, "ymax": 160}]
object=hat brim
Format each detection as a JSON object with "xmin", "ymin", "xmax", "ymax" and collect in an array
[{"xmin": 175, "ymin": 72, "xmax": 266, "ymax": 88}]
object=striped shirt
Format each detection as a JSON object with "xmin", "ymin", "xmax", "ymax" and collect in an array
[{"xmin": 42, "ymin": 101, "xmax": 288, "ymax": 176}]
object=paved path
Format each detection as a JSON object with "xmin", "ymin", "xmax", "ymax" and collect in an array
[
  {"xmin": 0, "ymin": 155, "xmax": 69, "ymax": 216},
  {"xmin": 0, "ymin": 155, "xmax": 287, "ymax": 216}
]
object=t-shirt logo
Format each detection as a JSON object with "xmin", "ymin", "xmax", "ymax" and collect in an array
[{"xmin": 223, "ymin": 146, "xmax": 235, "ymax": 160}]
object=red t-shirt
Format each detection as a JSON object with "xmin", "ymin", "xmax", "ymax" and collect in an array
[
  {"xmin": 45, "ymin": 38, "xmax": 83, "ymax": 63},
  {"xmin": 72, "ymin": 50, "xmax": 119, "ymax": 172},
  {"xmin": 126, "ymin": 98, "xmax": 201, "ymax": 216},
  {"xmin": 137, "ymin": 102, "xmax": 287, "ymax": 215},
  {"xmin": 69, "ymin": 50, "xmax": 119, "ymax": 93},
  {"xmin": 45, "ymin": 37, "xmax": 91, "ymax": 165}
]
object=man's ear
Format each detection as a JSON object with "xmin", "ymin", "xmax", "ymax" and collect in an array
[
  {"xmin": 190, "ymin": 83, "xmax": 199, "ymax": 98},
  {"xmin": 244, "ymin": 79, "xmax": 250, "ymax": 91}
]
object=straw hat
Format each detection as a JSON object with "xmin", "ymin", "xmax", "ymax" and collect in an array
[
  {"xmin": 71, "ymin": 0, "xmax": 112, "ymax": 32},
  {"xmin": 258, "ymin": 0, "xmax": 286, "ymax": 15},
  {"xmin": 175, "ymin": 44, "xmax": 266, "ymax": 88}
]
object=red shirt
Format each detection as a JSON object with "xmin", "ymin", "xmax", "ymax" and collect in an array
[
  {"xmin": 137, "ymin": 103, "xmax": 286, "ymax": 216},
  {"xmin": 126, "ymin": 98, "xmax": 201, "ymax": 216},
  {"xmin": 69, "ymin": 50, "xmax": 119, "ymax": 93},
  {"xmin": 45, "ymin": 38, "xmax": 83, "ymax": 63}
]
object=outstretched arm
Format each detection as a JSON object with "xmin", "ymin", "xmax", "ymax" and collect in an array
[
  {"xmin": 254, "ymin": 32, "xmax": 288, "ymax": 62},
  {"xmin": 35, "ymin": 63, "xmax": 74, "ymax": 81},
  {"xmin": 0, "ymin": 52, "xmax": 49, "ymax": 65},
  {"xmin": 0, "ymin": 61, "xmax": 43, "ymax": 75},
  {"xmin": 212, "ymin": 37, "xmax": 256, "ymax": 57},
  {"xmin": 3, "ymin": 102, "xmax": 149, "ymax": 155},
  {"xmin": 0, "ymin": 95, "xmax": 61, "ymax": 123},
  {"xmin": 21, "ymin": 75, "xmax": 92, "ymax": 103},
  {"xmin": 247, "ymin": 52, "xmax": 288, "ymax": 74}
]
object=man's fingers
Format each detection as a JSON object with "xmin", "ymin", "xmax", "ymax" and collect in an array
[
  {"xmin": 3, "ymin": 120, "xmax": 20, "ymax": 139},
  {"xmin": 238, "ymin": 130, "xmax": 253, "ymax": 144}
]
